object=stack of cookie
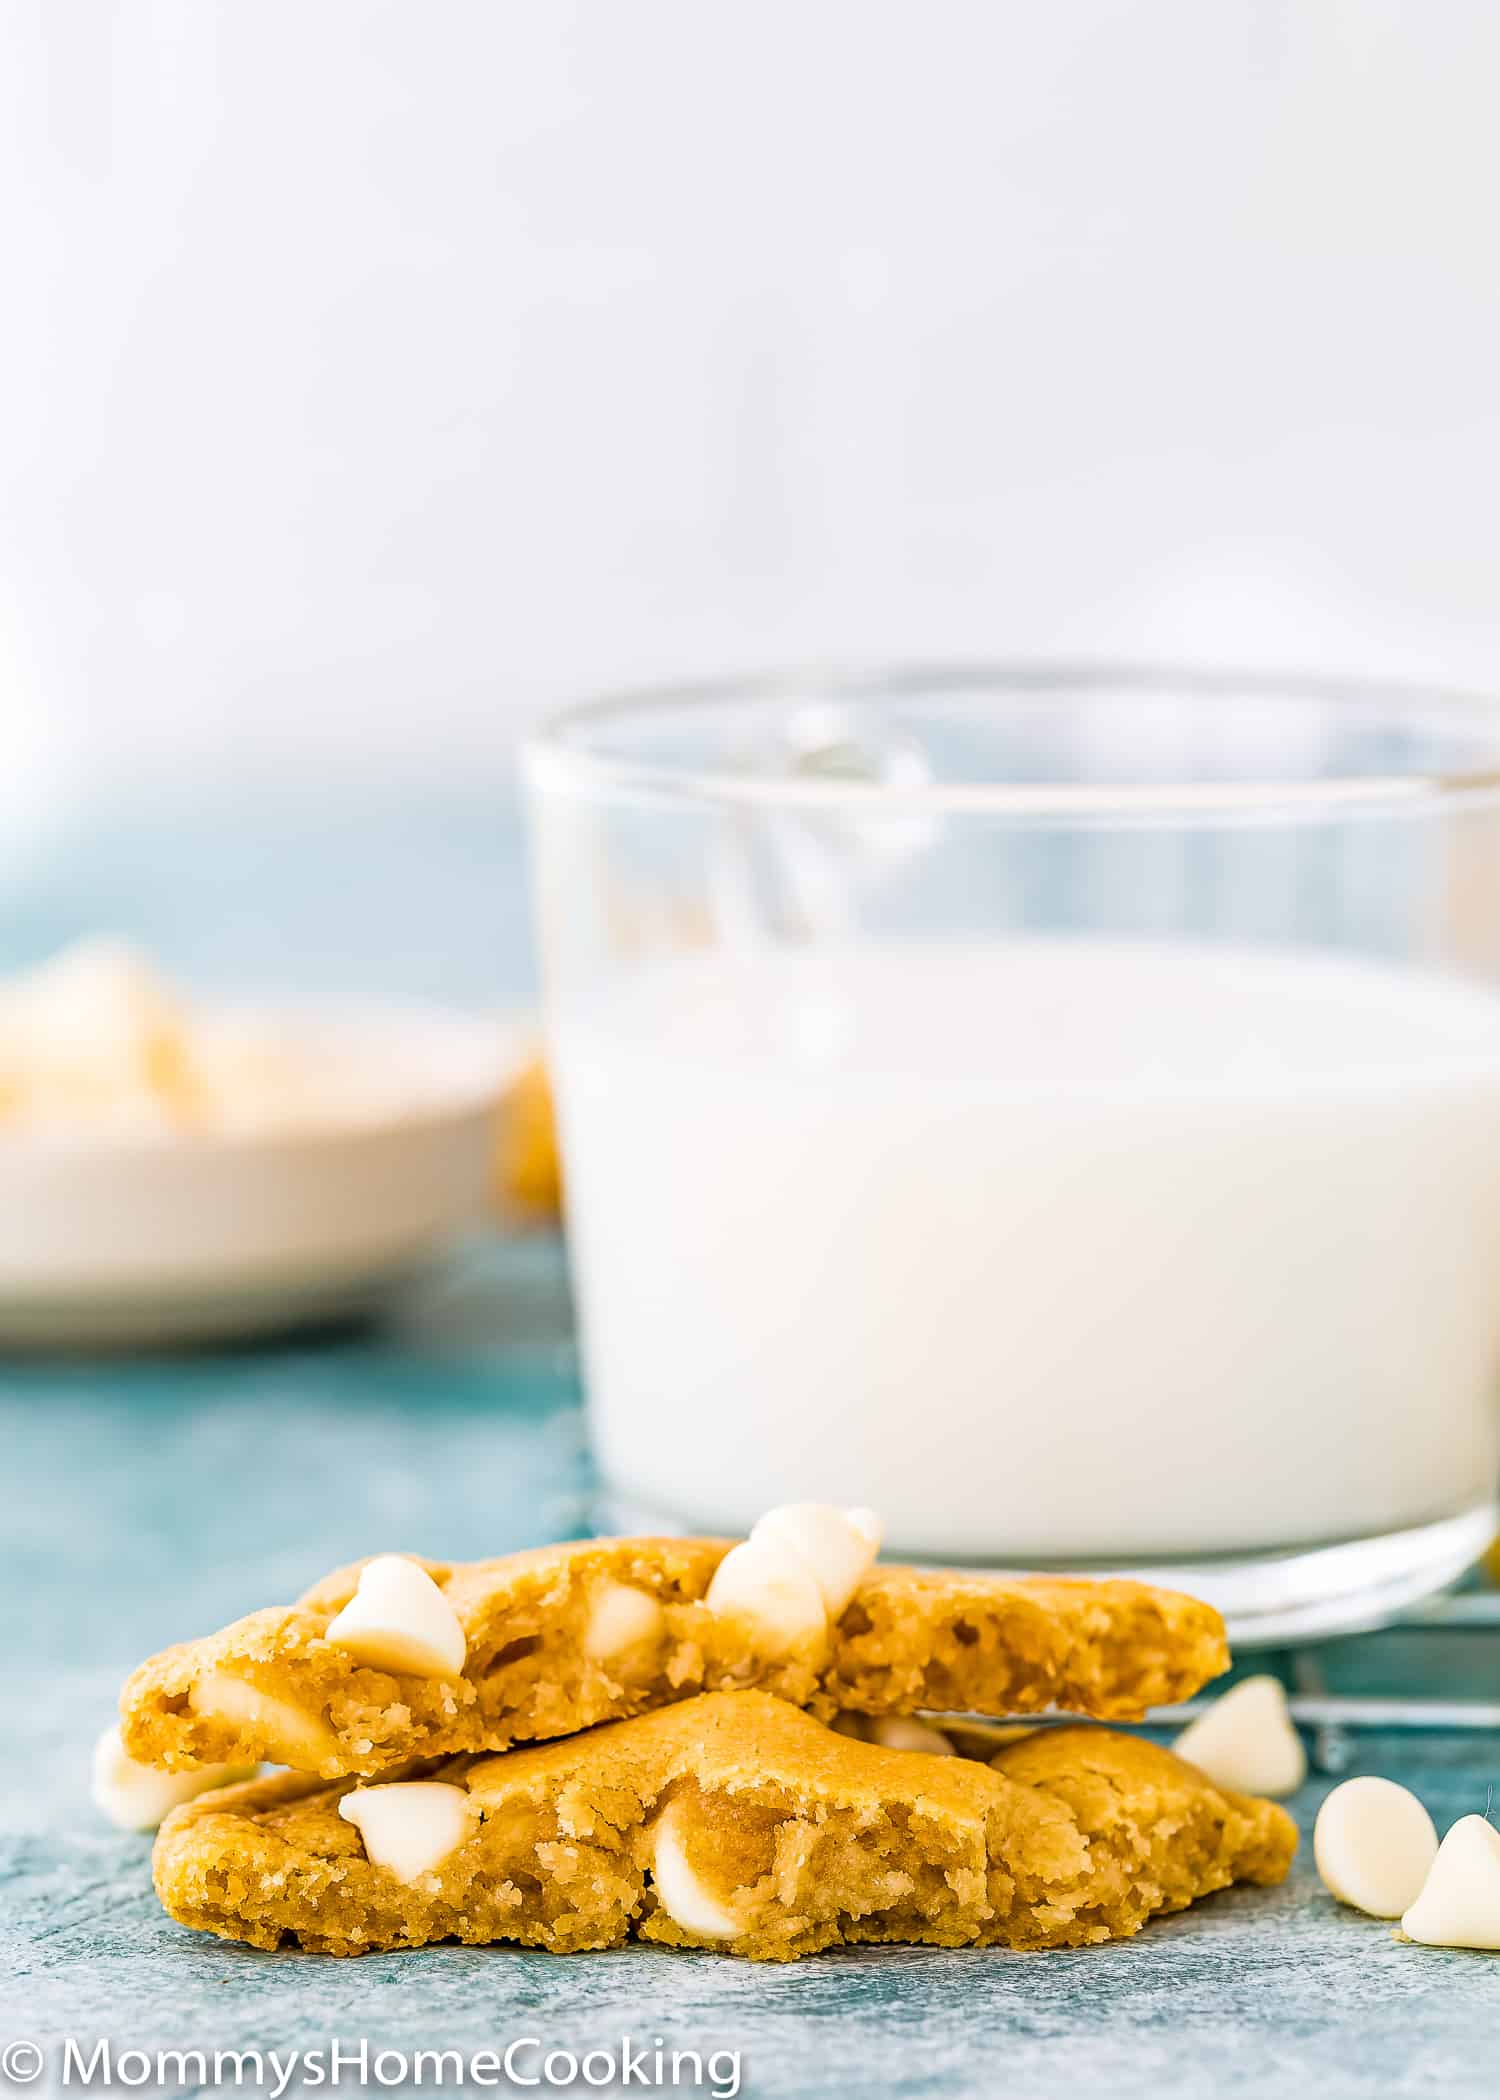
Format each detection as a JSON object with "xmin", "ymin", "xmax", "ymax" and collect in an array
[{"xmin": 110, "ymin": 1507, "xmax": 1296, "ymax": 1959}]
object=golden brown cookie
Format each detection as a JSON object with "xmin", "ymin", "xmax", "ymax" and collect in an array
[
  {"xmin": 152, "ymin": 1692, "xmax": 1294, "ymax": 1958},
  {"xmin": 121, "ymin": 1537, "xmax": 1227, "ymax": 1779},
  {"xmin": 494, "ymin": 1054, "xmax": 562, "ymax": 1218}
]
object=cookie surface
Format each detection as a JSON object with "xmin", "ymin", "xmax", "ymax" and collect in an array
[
  {"xmin": 121, "ymin": 1538, "xmax": 1227, "ymax": 1779},
  {"xmin": 153, "ymin": 1692, "xmax": 1294, "ymax": 1958}
]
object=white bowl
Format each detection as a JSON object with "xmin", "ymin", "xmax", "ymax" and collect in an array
[{"xmin": 0, "ymin": 1008, "xmax": 523, "ymax": 1347}]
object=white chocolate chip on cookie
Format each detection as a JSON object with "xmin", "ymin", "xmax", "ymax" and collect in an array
[
  {"xmin": 339, "ymin": 1780, "xmax": 479, "ymax": 1884},
  {"xmin": 583, "ymin": 1581, "xmax": 665, "ymax": 1662},
  {"xmin": 750, "ymin": 1504, "xmax": 882, "ymax": 1619},
  {"xmin": 704, "ymin": 1537, "xmax": 827, "ymax": 1655},
  {"xmin": 864, "ymin": 1716, "xmax": 957, "ymax": 1757},
  {"xmin": 90, "ymin": 1724, "xmax": 254, "ymax": 1833},
  {"xmin": 188, "ymin": 1669, "xmax": 341, "ymax": 1768},
  {"xmin": 706, "ymin": 1503, "xmax": 882, "ymax": 1655},
  {"xmin": 1314, "ymin": 1776, "xmax": 1438, "ymax": 1918},
  {"xmin": 1401, "ymin": 1814, "xmax": 1500, "ymax": 1949},
  {"xmin": 844, "ymin": 1506, "xmax": 881, "ymax": 1555},
  {"xmin": 324, "ymin": 1555, "xmax": 466, "ymax": 1680},
  {"xmin": 1172, "ymin": 1676, "xmax": 1306, "ymax": 1798},
  {"xmin": 650, "ymin": 1800, "xmax": 741, "ymax": 1940}
]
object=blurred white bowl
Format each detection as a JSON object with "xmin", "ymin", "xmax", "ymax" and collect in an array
[{"xmin": 0, "ymin": 1008, "xmax": 522, "ymax": 1347}]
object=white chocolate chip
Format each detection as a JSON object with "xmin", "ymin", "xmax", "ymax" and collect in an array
[
  {"xmin": 1401, "ymin": 1814, "xmax": 1500, "ymax": 1949},
  {"xmin": 188, "ymin": 1668, "xmax": 341, "ymax": 1768},
  {"xmin": 650, "ymin": 1801, "xmax": 741, "ymax": 1940},
  {"xmin": 704, "ymin": 1537, "xmax": 827, "ymax": 1655},
  {"xmin": 339, "ymin": 1780, "xmax": 478, "ymax": 1884},
  {"xmin": 749, "ymin": 1504, "xmax": 882, "ymax": 1619},
  {"xmin": 864, "ymin": 1716, "xmax": 958, "ymax": 1757},
  {"xmin": 844, "ymin": 1507, "xmax": 881, "ymax": 1558},
  {"xmin": 1314, "ymin": 1776, "xmax": 1438, "ymax": 1918},
  {"xmin": 90, "ymin": 1724, "xmax": 254, "ymax": 1833},
  {"xmin": 705, "ymin": 1502, "xmax": 883, "ymax": 1655},
  {"xmin": 583, "ymin": 1582, "xmax": 665, "ymax": 1662},
  {"xmin": 1172, "ymin": 1676, "xmax": 1306, "ymax": 1798},
  {"xmin": 324, "ymin": 1556, "xmax": 466, "ymax": 1680}
]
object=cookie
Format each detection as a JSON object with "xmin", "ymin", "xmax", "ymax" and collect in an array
[
  {"xmin": 495, "ymin": 1054, "xmax": 561, "ymax": 1218},
  {"xmin": 152, "ymin": 1691, "xmax": 1294, "ymax": 1958},
  {"xmin": 121, "ymin": 1532, "xmax": 1226, "ymax": 1780}
]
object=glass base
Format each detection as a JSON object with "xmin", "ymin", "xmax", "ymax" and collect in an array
[{"xmin": 594, "ymin": 1493, "xmax": 1498, "ymax": 1650}]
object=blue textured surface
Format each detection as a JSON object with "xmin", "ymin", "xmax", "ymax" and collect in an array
[{"xmin": 2, "ymin": 790, "xmax": 1499, "ymax": 2098}]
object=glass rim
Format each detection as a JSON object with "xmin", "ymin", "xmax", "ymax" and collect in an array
[{"xmin": 524, "ymin": 658, "xmax": 1500, "ymax": 819}]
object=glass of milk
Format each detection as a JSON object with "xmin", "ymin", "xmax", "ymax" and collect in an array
[{"xmin": 524, "ymin": 667, "xmax": 1500, "ymax": 1642}]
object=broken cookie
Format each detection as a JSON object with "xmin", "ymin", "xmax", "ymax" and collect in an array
[
  {"xmin": 152, "ymin": 1691, "xmax": 1294, "ymax": 1959},
  {"xmin": 120, "ymin": 1516, "xmax": 1227, "ymax": 1780}
]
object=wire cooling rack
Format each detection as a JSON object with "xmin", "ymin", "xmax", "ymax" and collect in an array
[{"xmin": 1153, "ymin": 1587, "xmax": 1500, "ymax": 1773}]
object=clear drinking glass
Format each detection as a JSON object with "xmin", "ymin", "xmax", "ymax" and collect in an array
[{"xmin": 524, "ymin": 666, "xmax": 1500, "ymax": 1643}]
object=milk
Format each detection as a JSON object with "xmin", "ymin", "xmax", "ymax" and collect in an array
[{"xmin": 555, "ymin": 941, "xmax": 1500, "ymax": 1560}]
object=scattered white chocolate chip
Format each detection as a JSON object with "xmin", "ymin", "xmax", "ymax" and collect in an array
[
  {"xmin": 583, "ymin": 1581, "xmax": 665, "ymax": 1662},
  {"xmin": 188, "ymin": 1669, "xmax": 341, "ymax": 1768},
  {"xmin": 1172, "ymin": 1676, "xmax": 1306, "ymax": 1798},
  {"xmin": 324, "ymin": 1555, "xmax": 466, "ymax": 1680},
  {"xmin": 650, "ymin": 1801, "xmax": 741, "ymax": 1940},
  {"xmin": 749, "ymin": 1504, "xmax": 883, "ymax": 1619},
  {"xmin": 1401, "ymin": 1814, "xmax": 1500, "ymax": 1949},
  {"xmin": 90, "ymin": 1724, "xmax": 254, "ymax": 1833},
  {"xmin": 1314, "ymin": 1776, "xmax": 1438, "ymax": 1919},
  {"xmin": 704, "ymin": 1537, "xmax": 828, "ymax": 1655},
  {"xmin": 339, "ymin": 1781, "xmax": 479, "ymax": 1883},
  {"xmin": 864, "ymin": 1716, "xmax": 958, "ymax": 1757}
]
